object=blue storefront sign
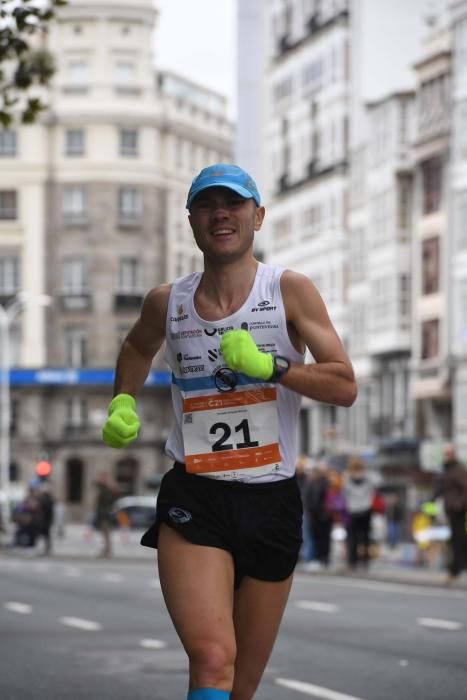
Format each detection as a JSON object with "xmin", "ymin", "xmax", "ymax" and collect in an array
[{"xmin": 9, "ymin": 368, "xmax": 171, "ymax": 387}]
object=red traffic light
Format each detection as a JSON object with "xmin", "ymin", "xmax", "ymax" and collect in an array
[{"xmin": 35, "ymin": 460, "xmax": 52, "ymax": 478}]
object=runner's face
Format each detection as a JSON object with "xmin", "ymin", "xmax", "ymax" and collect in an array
[{"xmin": 188, "ymin": 187, "xmax": 265, "ymax": 262}]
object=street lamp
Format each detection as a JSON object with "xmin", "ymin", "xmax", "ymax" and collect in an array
[{"xmin": 0, "ymin": 292, "xmax": 52, "ymax": 532}]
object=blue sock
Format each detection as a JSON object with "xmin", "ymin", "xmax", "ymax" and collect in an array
[{"xmin": 187, "ymin": 690, "xmax": 230, "ymax": 700}]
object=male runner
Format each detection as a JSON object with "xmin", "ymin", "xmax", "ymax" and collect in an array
[{"xmin": 102, "ymin": 163, "xmax": 357, "ymax": 700}]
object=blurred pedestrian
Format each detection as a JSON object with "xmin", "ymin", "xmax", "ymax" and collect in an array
[
  {"xmin": 342, "ymin": 457, "xmax": 375, "ymax": 570},
  {"xmin": 304, "ymin": 461, "xmax": 333, "ymax": 570},
  {"xmin": 385, "ymin": 492, "xmax": 403, "ymax": 549},
  {"xmin": 54, "ymin": 500, "xmax": 66, "ymax": 539},
  {"xmin": 12, "ymin": 483, "xmax": 42, "ymax": 548},
  {"xmin": 295, "ymin": 454, "xmax": 314, "ymax": 562},
  {"xmin": 37, "ymin": 483, "xmax": 55, "ymax": 556},
  {"xmin": 433, "ymin": 444, "xmax": 467, "ymax": 582},
  {"xmin": 93, "ymin": 473, "xmax": 117, "ymax": 558}
]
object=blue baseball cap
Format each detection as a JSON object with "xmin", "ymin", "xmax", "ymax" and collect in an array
[{"xmin": 186, "ymin": 163, "xmax": 261, "ymax": 209}]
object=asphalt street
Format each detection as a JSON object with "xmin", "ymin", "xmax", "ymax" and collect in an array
[{"xmin": 1, "ymin": 553, "xmax": 467, "ymax": 700}]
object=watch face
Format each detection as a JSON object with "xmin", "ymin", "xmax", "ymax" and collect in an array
[{"xmin": 275, "ymin": 356, "xmax": 290, "ymax": 371}]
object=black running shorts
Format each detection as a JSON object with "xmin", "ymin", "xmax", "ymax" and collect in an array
[{"xmin": 141, "ymin": 462, "xmax": 303, "ymax": 589}]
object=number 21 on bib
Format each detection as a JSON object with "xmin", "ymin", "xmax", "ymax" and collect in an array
[{"xmin": 182, "ymin": 388, "xmax": 281, "ymax": 478}]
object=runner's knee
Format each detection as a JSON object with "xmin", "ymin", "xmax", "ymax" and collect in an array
[{"xmin": 189, "ymin": 639, "xmax": 236, "ymax": 688}]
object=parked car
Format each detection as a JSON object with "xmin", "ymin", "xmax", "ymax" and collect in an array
[{"xmin": 110, "ymin": 495, "xmax": 157, "ymax": 529}]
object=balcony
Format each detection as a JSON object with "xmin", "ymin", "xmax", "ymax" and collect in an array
[
  {"xmin": 60, "ymin": 291, "xmax": 92, "ymax": 312},
  {"xmin": 117, "ymin": 215, "xmax": 143, "ymax": 231},
  {"xmin": 276, "ymin": 159, "xmax": 347, "ymax": 195},
  {"xmin": 114, "ymin": 291, "xmax": 144, "ymax": 311},
  {"xmin": 63, "ymin": 424, "xmax": 89, "ymax": 438}
]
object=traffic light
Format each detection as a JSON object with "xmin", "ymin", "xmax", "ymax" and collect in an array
[{"xmin": 35, "ymin": 460, "xmax": 52, "ymax": 479}]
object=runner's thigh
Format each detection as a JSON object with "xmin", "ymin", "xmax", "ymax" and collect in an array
[{"xmin": 157, "ymin": 523, "xmax": 236, "ymax": 653}]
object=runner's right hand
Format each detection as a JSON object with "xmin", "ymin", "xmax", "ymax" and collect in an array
[{"xmin": 102, "ymin": 393, "xmax": 140, "ymax": 448}]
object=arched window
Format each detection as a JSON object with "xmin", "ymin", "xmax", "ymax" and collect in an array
[{"xmin": 66, "ymin": 457, "xmax": 84, "ymax": 503}]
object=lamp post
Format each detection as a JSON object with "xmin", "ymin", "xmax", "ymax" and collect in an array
[{"xmin": 0, "ymin": 292, "xmax": 51, "ymax": 532}]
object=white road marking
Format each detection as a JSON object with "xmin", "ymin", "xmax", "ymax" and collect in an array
[
  {"xmin": 399, "ymin": 660, "xmax": 409, "ymax": 667},
  {"xmin": 140, "ymin": 638, "xmax": 167, "ymax": 649},
  {"xmin": 276, "ymin": 678, "xmax": 366, "ymax": 700},
  {"xmin": 417, "ymin": 617, "xmax": 463, "ymax": 631},
  {"xmin": 296, "ymin": 601, "xmax": 339, "ymax": 613},
  {"xmin": 4, "ymin": 602, "xmax": 33, "ymax": 614},
  {"xmin": 64, "ymin": 567, "xmax": 82, "ymax": 578},
  {"xmin": 60, "ymin": 616, "xmax": 102, "ymax": 631},
  {"xmin": 102, "ymin": 572, "xmax": 124, "ymax": 583}
]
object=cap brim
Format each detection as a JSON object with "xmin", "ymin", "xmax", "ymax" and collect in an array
[{"xmin": 186, "ymin": 182, "xmax": 258, "ymax": 209}]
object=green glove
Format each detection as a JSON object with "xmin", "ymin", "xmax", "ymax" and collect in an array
[
  {"xmin": 220, "ymin": 329, "xmax": 273, "ymax": 380},
  {"xmin": 102, "ymin": 393, "xmax": 140, "ymax": 448}
]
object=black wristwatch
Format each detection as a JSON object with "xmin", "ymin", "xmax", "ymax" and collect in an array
[{"xmin": 270, "ymin": 355, "xmax": 291, "ymax": 382}]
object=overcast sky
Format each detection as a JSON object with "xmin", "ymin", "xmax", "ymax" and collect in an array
[{"xmin": 153, "ymin": 0, "xmax": 237, "ymax": 116}]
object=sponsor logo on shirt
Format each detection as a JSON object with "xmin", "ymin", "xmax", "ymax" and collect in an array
[
  {"xmin": 251, "ymin": 300, "xmax": 277, "ymax": 313},
  {"xmin": 203, "ymin": 325, "xmax": 234, "ymax": 336},
  {"xmin": 249, "ymin": 320, "xmax": 279, "ymax": 330},
  {"xmin": 170, "ymin": 329, "xmax": 203, "ymax": 340},
  {"xmin": 208, "ymin": 348, "xmax": 220, "ymax": 362},
  {"xmin": 213, "ymin": 366, "xmax": 238, "ymax": 392},
  {"xmin": 181, "ymin": 364, "xmax": 205, "ymax": 374}
]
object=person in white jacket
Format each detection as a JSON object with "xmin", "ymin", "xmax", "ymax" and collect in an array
[{"xmin": 342, "ymin": 457, "xmax": 375, "ymax": 570}]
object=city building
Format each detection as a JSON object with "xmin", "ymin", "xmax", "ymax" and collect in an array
[
  {"xmin": 449, "ymin": 0, "xmax": 467, "ymax": 459},
  {"xmin": 0, "ymin": 0, "xmax": 233, "ymax": 519},
  {"xmin": 246, "ymin": 0, "xmax": 431, "ymax": 458}
]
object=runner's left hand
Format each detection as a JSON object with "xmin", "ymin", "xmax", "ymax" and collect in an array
[{"xmin": 220, "ymin": 329, "xmax": 273, "ymax": 380}]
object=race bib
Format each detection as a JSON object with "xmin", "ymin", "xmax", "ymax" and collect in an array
[{"xmin": 182, "ymin": 387, "xmax": 281, "ymax": 479}]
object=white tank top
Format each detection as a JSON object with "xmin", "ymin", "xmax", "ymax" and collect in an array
[{"xmin": 164, "ymin": 262, "xmax": 304, "ymax": 482}]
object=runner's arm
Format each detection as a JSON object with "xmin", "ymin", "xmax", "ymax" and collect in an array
[
  {"xmin": 112, "ymin": 284, "xmax": 170, "ymax": 397},
  {"xmin": 280, "ymin": 270, "xmax": 357, "ymax": 406}
]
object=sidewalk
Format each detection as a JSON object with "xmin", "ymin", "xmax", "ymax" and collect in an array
[
  {"xmin": 1, "ymin": 524, "xmax": 467, "ymax": 590},
  {"xmin": 0, "ymin": 523, "xmax": 153, "ymax": 562}
]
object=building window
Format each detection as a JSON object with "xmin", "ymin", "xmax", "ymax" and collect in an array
[
  {"xmin": 62, "ymin": 186, "xmax": 87, "ymax": 225},
  {"xmin": 398, "ymin": 175, "xmax": 412, "ymax": 233},
  {"xmin": 65, "ymin": 129, "xmax": 85, "ymax": 156},
  {"xmin": 118, "ymin": 257, "xmax": 141, "ymax": 292},
  {"xmin": 371, "ymin": 190, "xmax": 391, "ymax": 247},
  {"xmin": 0, "ymin": 129, "xmax": 17, "ymax": 156},
  {"xmin": 457, "ymin": 192, "xmax": 467, "ymax": 250},
  {"xmin": 64, "ymin": 327, "xmax": 87, "ymax": 367},
  {"xmin": 421, "ymin": 319, "xmax": 439, "ymax": 360},
  {"xmin": 399, "ymin": 274, "xmax": 410, "ymax": 320},
  {"xmin": 119, "ymin": 128, "xmax": 138, "ymax": 157},
  {"xmin": 62, "ymin": 257, "xmax": 88, "ymax": 293},
  {"xmin": 421, "ymin": 156, "xmax": 442, "ymax": 214},
  {"xmin": 10, "ymin": 397, "xmax": 19, "ymax": 436},
  {"xmin": 115, "ymin": 457, "xmax": 139, "ymax": 496},
  {"xmin": 349, "ymin": 227, "xmax": 366, "ymax": 283},
  {"xmin": 118, "ymin": 187, "xmax": 143, "ymax": 225},
  {"xmin": 114, "ymin": 61, "xmax": 135, "ymax": 85},
  {"xmin": 0, "ymin": 190, "xmax": 17, "ymax": 220},
  {"xmin": 68, "ymin": 60, "xmax": 89, "ymax": 86},
  {"xmin": 65, "ymin": 458, "xmax": 84, "ymax": 503},
  {"xmin": 65, "ymin": 397, "xmax": 87, "ymax": 429},
  {"xmin": 272, "ymin": 215, "xmax": 292, "ymax": 251},
  {"xmin": 422, "ymin": 237, "xmax": 440, "ymax": 295},
  {"xmin": 0, "ymin": 256, "xmax": 20, "ymax": 294}
]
